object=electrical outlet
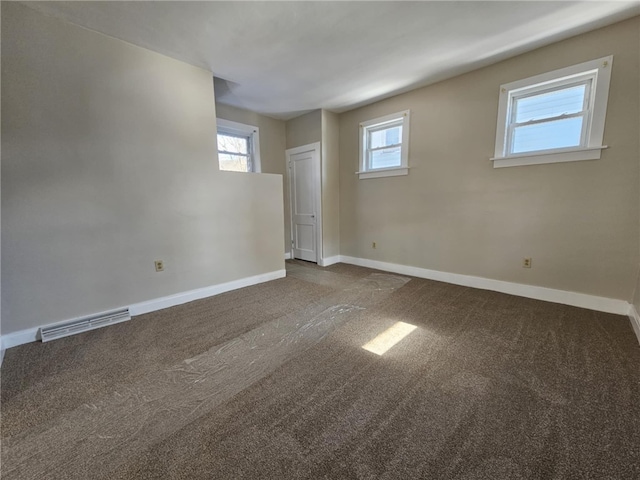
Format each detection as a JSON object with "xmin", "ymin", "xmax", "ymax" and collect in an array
[
  {"xmin": 155, "ymin": 260, "xmax": 164, "ymax": 272},
  {"xmin": 372, "ymin": 241, "xmax": 377, "ymax": 249},
  {"xmin": 522, "ymin": 258, "xmax": 532, "ymax": 268}
]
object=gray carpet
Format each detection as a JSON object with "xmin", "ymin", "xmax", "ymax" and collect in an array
[{"xmin": 2, "ymin": 260, "xmax": 639, "ymax": 479}]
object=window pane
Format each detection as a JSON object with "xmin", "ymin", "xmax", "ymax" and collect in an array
[
  {"xmin": 219, "ymin": 153, "xmax": 250, "ymax": 172},
  {"xmin": 511, "ymin": 116, "xmax": 584, "ymax": 154},
  {"xmin": 217, "ymin": 133, "xmax": 249, "ymax": 154},
  {"xmin": 515, "ymin": 84, "xmax": 586, "ymax": 123},
  {"xmin": 370, "ymin": 125, "xmax": 402, "ymax": 148},
  {"xmin": 370, "ymin": 146, "xmax": 401, "ymax": 169}
]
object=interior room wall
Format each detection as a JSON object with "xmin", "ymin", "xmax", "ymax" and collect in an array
[
  {"xmin": 1, "ymin": 3, "xmax": 284, "ymax": 336},
  {"xmin": 339, "ymin": 16, "xmax": 640, "ymax": 301},
  {"xmin": 285, "ymin": 110, "xmax": 321, "ymax": 150},
  {"xmin": 215, "ymin": 103, "xmax": 289, "ymax": 255},
  {"xmin": 321, "ymin": 110, "xmax": 340, "ymax": 259},
  {"xmin": 632, "ymin": 270, "xmax": 640, "ymax": 341},
  {"xmin": 632, "ymin": 50, "xmax": 640, "ymax": 321}
]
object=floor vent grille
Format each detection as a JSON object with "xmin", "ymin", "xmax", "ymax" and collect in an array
[{"xmin": 39, "ymin": 308, "xmax": 131, "ymax": 342}]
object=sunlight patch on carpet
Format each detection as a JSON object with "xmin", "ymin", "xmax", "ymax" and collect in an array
[{"xmin": 362, "ymin": 321, "xmax": 417, "ymax": 355}]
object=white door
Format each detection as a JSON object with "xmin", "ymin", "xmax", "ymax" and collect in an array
[{"xmin": 288, "ymin": 143, "xmax": 321, "ymax": 262}]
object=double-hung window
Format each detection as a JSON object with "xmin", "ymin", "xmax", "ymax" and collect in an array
[
  {"xmin": 492, "ymin": 56, "xmax": 612, "ymax": 168},
  {"xmin": 359, "ymin": 110, "xmax": 410, "ymax": 179},
  {"xmin": 216, "ymin": 119, "xmax": 261, "ymax": 173}
]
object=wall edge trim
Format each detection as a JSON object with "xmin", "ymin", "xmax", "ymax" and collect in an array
[
  {"xmin": 627, "ymin": 305, "xmax": 640, "ymax": 345},
  {"xmin": 339, "ymin": 256, "xmax": 629, "ymax": 315},
  {"xmin": 0, "ymin": 269, "xmax": 287, "ymax": 353},
  {"xmin": 319, "ymin": 255, "xmax": 341, "ymax": 267}
]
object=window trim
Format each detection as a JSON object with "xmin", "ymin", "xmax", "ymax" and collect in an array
[
  {"xmin": 492, "ymin": 56, "xmax": 613, "ymax": 168},
  {"xmin": 358, "ymin": 110, "xmax": 410, "ymax": 179},
  {"xmin": 216, "ymin": 118, "xmax": 261, "ymax": 173}
]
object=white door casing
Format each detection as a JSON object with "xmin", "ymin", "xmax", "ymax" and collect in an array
[{"xmin": 287, "ymin": 142, "xmax": 322, "ymax": 263}]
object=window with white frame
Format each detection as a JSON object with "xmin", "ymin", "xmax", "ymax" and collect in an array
[
  {"xmin": 359, "ymin": 110, "xmax": 410, "ymax": 179},
  {"xmin": 216, "ymin": 119, "xmax": 261, "ymax": 173},
  {"xmin": 492, "ymin": 55, "xmax": 613, "ymax": 168}
]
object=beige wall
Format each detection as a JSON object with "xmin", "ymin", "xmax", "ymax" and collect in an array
[
  {"xmin": 633, "ymin": 33, "xmax": 640, "ymax": 315},
  {"xmin": 1, "ymin": 3, "xmax": 284, "ymax": 335},
  {"xmin": 321, "ymin": 110, "xmax": 340, "ymax": 259},
  {"xmin": 339, "ymin": 17, "xmax": 639, "ymax": 301},
  {"xmin": 215, "ymin": 103, "xmax": 289, "ymax": 254},
  {"xmin": 286, "ymin": 110, "xmax": 321, "ymax": 150}
]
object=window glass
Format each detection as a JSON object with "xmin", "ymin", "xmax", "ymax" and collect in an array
[
  {"xmin": 217, "ymin": 134, "xmax": 249, "ymax": 155},
  {"xmin": 216, "ymin": 122, "xmax": 258, "ymax": 173},
  {"xmin": 359, "ymin": 111, "xmax": 410, "ymax": 179},
  {"xmin": 370, "ymin": 125, "xmax": 402, "ymax": 149},
  {"xmin": 508, "ymin": 81, "xmax": 590, "ymax": 155},
  {"xmin": 370, "ymin": 147, "xmax": 402, "ymax": 169},
  {"xmin": 514, "ymin": 84, "xmax": 586, "ymax": 123},
  {"xmin": 512, "ymin": 117, "xmax": 584, "ymax": 154},
  {"xmin": 219, "ymin": 153, "xmax": 250, "ymax": 172}
]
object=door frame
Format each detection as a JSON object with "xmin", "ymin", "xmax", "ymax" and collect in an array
[{"xmin": 286, "ymin": 142, "xmax": 322, "ymax": 264}]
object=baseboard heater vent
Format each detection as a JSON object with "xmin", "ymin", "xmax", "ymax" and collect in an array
[{"xmin": 39, "ymin": 308, "xmax": 131, "ymax": 342}]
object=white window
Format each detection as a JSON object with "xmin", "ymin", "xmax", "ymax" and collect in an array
[
  {"xmin": 492, "ymin": 56, "xmax": 613, "ymax": 168},
  {"xmin": 358, "ymin": 110, "xmax": 410, "ymax": 179},
  {"xmin": 216, "ymin": 119, "xmax": 261, "ymax": 173}
]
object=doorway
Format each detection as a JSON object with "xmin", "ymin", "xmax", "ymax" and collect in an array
[{"xmin": 286, "ymin": 142, "xmax": 322, "ymax": 263}]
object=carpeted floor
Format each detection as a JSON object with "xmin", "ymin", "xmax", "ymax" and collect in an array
[{"xmin": 2, "ymin": 260, "xmax": 640, "ymax": 479}]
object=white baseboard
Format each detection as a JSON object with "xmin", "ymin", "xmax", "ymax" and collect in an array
[
  {"xmin": 130, "ymin": 269, "xmax": 286, "ymax": 316},
  {"xmin": 286, "ymin": 253, "xmax": 339, "ymax": 267},
  {"xmin": 339, "ymin": 255, "xmax": 629, "ymax": 315},
  {"xmin": 1, "ymin": 327, "xmax": 40, "ymax": 351},
  {"xmin": 1, "ymin": 256, "xmax": 632, "ymax": 357},
  {"xmin": 318, "ymin": 255, "xmax": 341, "ymax": 267},
  {"xmin": 628, "ymin": 305, "xmax": 640, "ymax": 345},
  {"xmin": 0, "ymin": 269, "xmax": 287, "ymax": 353}
]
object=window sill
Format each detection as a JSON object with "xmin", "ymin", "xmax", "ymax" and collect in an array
[
  {"xmin": 356, "ymin": 167, "xmax": 409, "ymax": 179},
  {"xmin": 491, "ymin": 146, "xmax": 608, "ymax": 168}
]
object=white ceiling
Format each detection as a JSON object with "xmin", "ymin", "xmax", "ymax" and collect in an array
[{"xmin": 23, "ymin": 1, "xmax": 640, "ymax": 120}]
